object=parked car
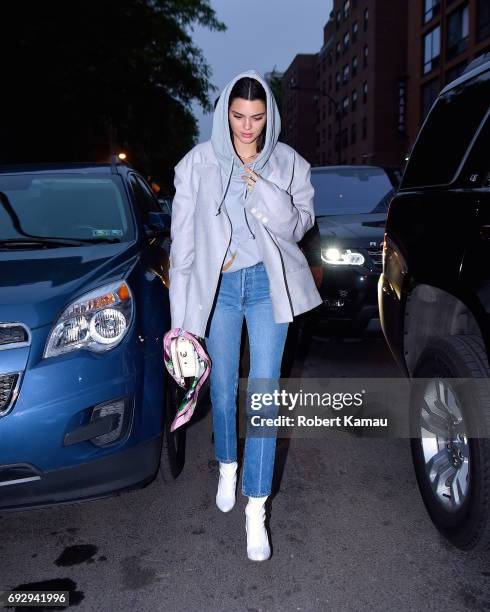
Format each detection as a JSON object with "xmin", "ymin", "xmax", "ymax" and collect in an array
[
  {"xmin": 0, "ymin": 160, "xmax": 184, "ymax": 511},
  {"xmin": 379, "ymin": 55, "xmax": 490, "ymax": 550},
  {"xmin": 307, "ymin": 165, "xmax": 400, "ymax": 332}
]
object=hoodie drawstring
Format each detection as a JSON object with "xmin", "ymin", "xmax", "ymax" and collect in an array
[{"xmin": 216, "ymin": 158, "xmax": 235, "ymax": 216}]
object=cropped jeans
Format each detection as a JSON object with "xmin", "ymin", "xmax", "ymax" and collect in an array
[{"xmin": 204, "ymin": 262, "xmax": 289, "ymax": 497}]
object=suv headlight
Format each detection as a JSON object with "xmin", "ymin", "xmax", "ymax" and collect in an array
[
  {"xmin": 44, "ymin": 281, "xmax": 133, "ymax": 358},
  {"xmin": 321, "ymin": 247, "xmax": 365, "ymax": 266}
]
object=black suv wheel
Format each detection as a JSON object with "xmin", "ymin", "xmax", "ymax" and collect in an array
[{"xmin": 410, "ymin": 335, "xmax": 490, "ymax": 550}]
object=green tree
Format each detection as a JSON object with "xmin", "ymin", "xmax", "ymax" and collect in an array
[{"xmin": 0, "ymin": 0, "xmax": 226, "ymax": 189}]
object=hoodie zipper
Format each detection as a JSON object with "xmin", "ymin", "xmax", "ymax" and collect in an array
[{"xmin": 264, "ymin": 226, "xmax": 294, "ymax": 319}]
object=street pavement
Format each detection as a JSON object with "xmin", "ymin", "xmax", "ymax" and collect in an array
[{"xmin": 1, "ymin": 329, "xmax": 490, "ymax": 611}]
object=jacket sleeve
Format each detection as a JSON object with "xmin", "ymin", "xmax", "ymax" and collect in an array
[
  {"xmin": 242, "ymin": 152, "xmax": 315, "ymax": 243},
  {"xmin": 168, "ymin": 152, "xmax": 195, "ymax": 330}
]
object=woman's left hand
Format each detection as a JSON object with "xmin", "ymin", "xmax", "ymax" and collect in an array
[{"xmin": 242, "ymin": 167, "xmax": 261, "ymax": 192}]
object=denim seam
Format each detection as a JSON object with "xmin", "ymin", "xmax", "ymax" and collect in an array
[{"xmin": 242, "ymin": 489, "xmax": 271, "ymax": 497}]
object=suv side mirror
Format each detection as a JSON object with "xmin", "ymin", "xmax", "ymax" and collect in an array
[{"xmin": 144, "ymin": 211, "xmax": 171, "ymax": 238}]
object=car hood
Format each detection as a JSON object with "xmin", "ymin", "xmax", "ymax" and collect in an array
[
  {"xmin": 316, "ymin": 213, "xmax": 386, "ymax": 247},
  {"xmin": 0, "ymin": 243, "xmax": 139, "ymax": 329}
]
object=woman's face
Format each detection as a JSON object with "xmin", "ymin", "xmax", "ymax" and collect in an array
[{"xmin": 228, "ymin": 97, "xmax": 267, "ymax": 147}]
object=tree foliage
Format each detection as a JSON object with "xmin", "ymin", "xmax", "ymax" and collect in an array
[{"xmin": 0, "ymin": 0, "xmax": 225, "ymax": 188}]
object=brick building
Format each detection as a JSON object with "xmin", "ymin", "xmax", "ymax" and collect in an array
[
  {"xmin": 314, "ymin": 0, "xmax": 409, "ymax": 167},
  {"xmin": 406, "ymin": 0, "xmax": 490, "ymax": 149},
  {"xmin": 280, "ymin": 54, "xmax": 318, "ymax": 164}
]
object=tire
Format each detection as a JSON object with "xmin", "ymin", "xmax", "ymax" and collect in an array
[
  {"xmin": 159, "ymin": 371, "xmax": 187, "ymax": 483},
  {"xmin": 410, "ymin": 334, "xmax": 490, "ymax": 550}
]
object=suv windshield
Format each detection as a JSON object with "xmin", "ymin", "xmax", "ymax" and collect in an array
[
  {"xmin": 311, "ymin": 167, "xmax": 397, "ymax": 216},
  {"xmin": 0, "ymin": 173, "xmax": 134, "ymax": 243}
]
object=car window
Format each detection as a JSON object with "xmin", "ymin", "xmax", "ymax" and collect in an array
[
  {"xmin": 0, "ymin": 173, "xmax": 134, "ymax": 241},
  {"xmin": 129, "ymin": 174, "xmax": 161, "ymax": 214},
  {"xmin": 311, "ymin": 167, "xmax": 396, "ymax": 216},
  {"xmin": 401, "ymin": 69, "xmax": 490, "ymax": 189},
  {"xmin": 459, "ymin": 111, "xmax": 490, "ymax": 188}
]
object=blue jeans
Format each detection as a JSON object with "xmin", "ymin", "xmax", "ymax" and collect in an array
[{"xmin": 204, "ymin": 262, "xmax": 289, "ymax": 497}]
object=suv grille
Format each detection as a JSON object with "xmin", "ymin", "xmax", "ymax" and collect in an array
[
  {"xmin": 0, "ymin": 373, "xmax": 19, "ymax": 413},
  {"xmin": 0, "ymin": 323, "xmax": 30, "ymax": 348},
  {"xmin": 368, "ymin": 248, "xmax": 383, "ymax": 270}
]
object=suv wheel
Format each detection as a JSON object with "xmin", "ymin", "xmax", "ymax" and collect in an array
[
  {"xmin": 410, "ymin": 335, "xmax": 490, "ymax": 550},
  {"xmin": 159, "ymin": 372, "xmax": 186, "ymax": 483}
]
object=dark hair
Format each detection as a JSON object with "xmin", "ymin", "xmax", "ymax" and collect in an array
[{"xmin": 228, "ymin": 77, "xmax": 267, "ymax": 154}]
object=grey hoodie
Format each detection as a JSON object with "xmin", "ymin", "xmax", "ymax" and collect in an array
[{"xmin": 210, "ymin": 69, "xmax": 282, "ymax": 272}]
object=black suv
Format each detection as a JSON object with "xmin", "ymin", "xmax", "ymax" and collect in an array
[
  {"xmin": 308, "ymin": 165, "xmax": 400, "ymax": 332},
  {"xmin": 379, "ymin": 55, "xmax": 490, "ymax": 550}
]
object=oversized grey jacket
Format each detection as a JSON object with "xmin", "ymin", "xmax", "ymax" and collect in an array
[{"xmin": 168, "ymin": 139, "xmax": 323, "ymax": 338}]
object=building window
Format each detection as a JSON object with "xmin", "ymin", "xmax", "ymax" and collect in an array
[
  {"xmin": 445, "ymin": 60, "xmax": 467, "ymax": 84},
  {"xmin": 343, "ymin": 63, "xmax": 350, "ymax": 83},
  {"xmin": 343, "ymin": 0, "xmax": 350, "ymax": 20},
  {"xmin": 423, "ymin": 0, "xmax": 440, "ymax": 24},
  {"xmin": 423, "ymin": 25, "xmax": 441, "ymax": 74},
  {"xmin": 336, "ymin": 9, "xmax": 342, "ymax": 29},
  {"xmin": 328, "ymin": 75, "xmax": 332, "ymax": 91},
  {"xmin": 351, "ymin": 123, "xmax": 357, "ymax": 144},
  {"xmin": 363, "ymin": 7, "xmax": 369, "ymax": 31},
  {"xmin": 447, "ymin": 4, "xmax": 469, "ymax": 60},
  {"xmin": 322, "ymin": 128, "xmax": 326, "ymax": 144},
  {"xmin": 336, "ymin": 72, "xmax": 341, "ymax": 91},
  {"xmin": 336, "ymin": 41, "xmax": 341, "ymax": 59},
  {"xmin": 342, "ymin": 96, "xmax": 349, "ymax": 116},
  {"xmin": 343, "ymin": 31, "xmax": 350, "ymax": 52},
  {"xmin": 362, "ymin": 116, "xmax": 367, "ymax": 139},
  {"xmin": 328, "ymin": 50, "xmax": 333, "ymax": 66},
  {"xmin": 352, "ymin": 90, "xmax": 358, "ymax": 110},
  {"xmin": 363, "ymin": 81, "xmax": 368, "ymax": 102},
  {"xmin": 328, "ymin": 124, "xmax": 332, "ymax": 140},
  {"xmin": 477, "ymin": 0, "xmax": 490, "ymax": 42},
  {"xmin": 352, "ymin": 21, "xmax": 358, "ymax": 42},
  {"xmin": 363, "ymin": 45, "xmax": 368, "ymax": 67},
  {"xmin": 352, "ymin": 55, "xmax": 358, "ymax": 76}
]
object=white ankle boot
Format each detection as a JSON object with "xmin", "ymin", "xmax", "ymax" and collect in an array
[
  {"xmin": 215, "ymin": 461, "xmax": 238, "ymax": 512},
  {"xmin": 245, "ymin": 495, "xmax": 270, "ymax": 561}
]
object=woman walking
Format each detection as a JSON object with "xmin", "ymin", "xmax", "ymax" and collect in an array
[{"xmin": 168, "ymin": 69, "xmax": 322, "ymax": 561}]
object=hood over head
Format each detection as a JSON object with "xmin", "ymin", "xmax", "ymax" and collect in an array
[{"xmin": 211, "ymin": 69, "xmax": 281, "ymax": 202}]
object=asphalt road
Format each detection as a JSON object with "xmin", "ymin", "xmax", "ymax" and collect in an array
[{"xmin": 1, "ymin": 329, "xmax": 490, "ymax": 611}]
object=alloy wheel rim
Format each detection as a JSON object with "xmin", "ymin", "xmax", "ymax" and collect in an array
[{"xmin": 419, "ymin": 379, "xmax": 470, "ymax": 511}]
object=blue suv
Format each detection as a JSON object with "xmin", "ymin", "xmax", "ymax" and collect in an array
[{"xmin": 0, "ymin": 161, "xmax": 185, "ymax": 511}]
